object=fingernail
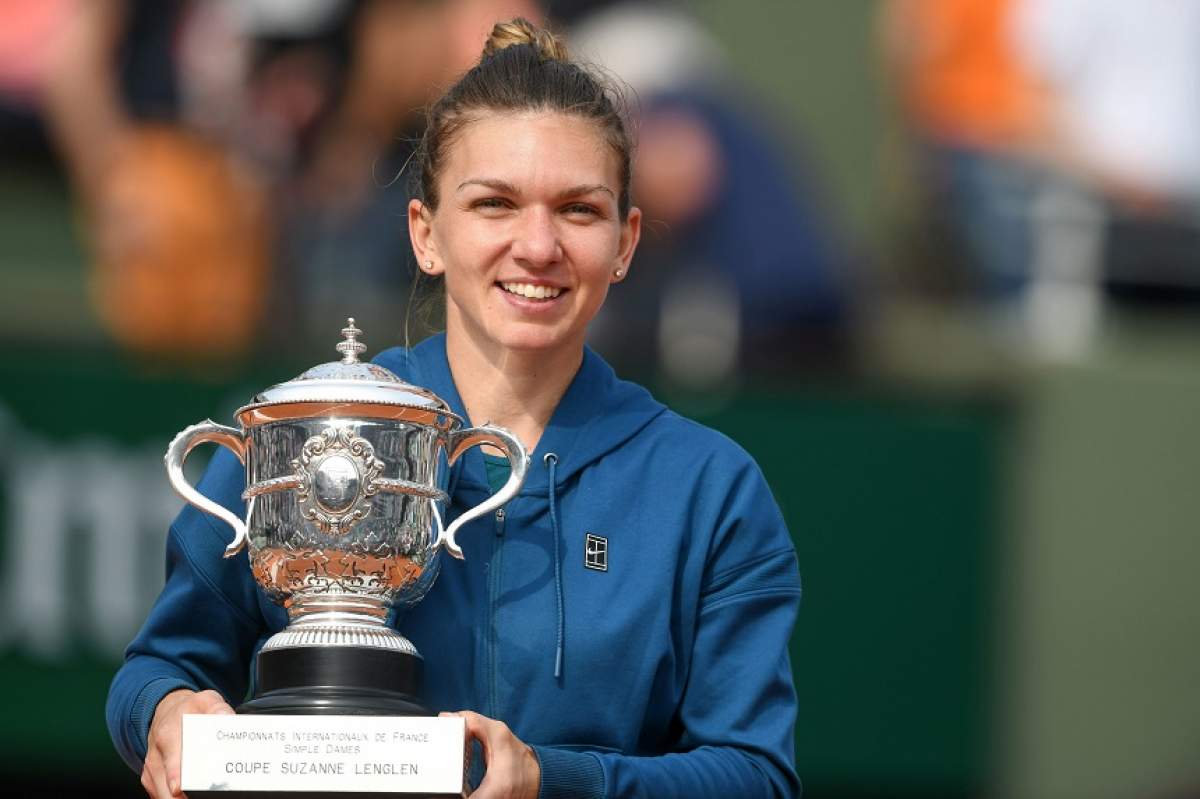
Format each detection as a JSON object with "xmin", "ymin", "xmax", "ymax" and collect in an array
[{"xmin": 169, "ymin": 779, "xmax": 179, "ymax": 794}]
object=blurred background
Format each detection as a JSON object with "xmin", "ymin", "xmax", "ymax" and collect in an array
[{"xmin": 1, "ymin": 0, "xmax": 1198, "ymax": 796}]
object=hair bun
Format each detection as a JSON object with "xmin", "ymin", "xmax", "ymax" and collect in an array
[{"xmin": 483, "ymin": 17, "xmax": 568, "ymax": 61}]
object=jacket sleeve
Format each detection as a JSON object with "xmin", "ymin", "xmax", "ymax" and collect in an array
[
  {"xmin": 532, "ymin": 457, "xmax": 803, "ymax": 799},
  {"xmin": 106, "ymin": 447, "xmax": 266, "ymax": 773}
]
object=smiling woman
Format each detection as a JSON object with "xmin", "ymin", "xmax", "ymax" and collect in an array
[
  {"xmin": 410, "ymin": 111, "xmax": 639, "ymax": 390},
  {"xmin": 109, "ymin": 17, "xmax": 802, "ymax": 799},
  {"xmin": 405, "ymin": 18, "xmax": 641, "ymax": 455}
]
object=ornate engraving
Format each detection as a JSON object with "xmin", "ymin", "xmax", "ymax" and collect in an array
[
  {"xmin": 250, "ymin": 543, "xmax": 428, "ymax": 602},
  {"xmin": 242, "ymin": 474, "xmax": 445, "ymax": 501},
  {"xmin": 293, "ymin": 426, "xmax": 384, "ymax": 534},
  {"xmin": 241, "ymin": 474, "xmax": 301, "ymax": 500}
]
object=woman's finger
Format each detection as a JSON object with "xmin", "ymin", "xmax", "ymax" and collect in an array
[
  {"xmin": 145, "ymin": 689, "xmax": 234, "ymax": 797},
  {"xmin": 155, "ymin": 708, "xmax": 186, "ymax": 796},
  {"xmin": 142, "ymin": 747, "xmax": 173, "ymax": 799},
  {"xmin": 194, "ymin": 689, "xmax": 235, "ymax": 714},
  {"xmin": 449, "ymin": 711, "xmax": 537, "ymax": 799},
  {"xmin": 451, "ymin": 710, "xmax": 495, "ymax": 759}
]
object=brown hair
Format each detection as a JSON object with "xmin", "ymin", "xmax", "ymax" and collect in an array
[{"xmin": 414, "ymin": 17, "xmax": 633, "ymax": 219}]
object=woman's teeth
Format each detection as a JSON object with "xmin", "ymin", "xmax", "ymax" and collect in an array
[{"xmin": 501, "ymin": 282, "xmax": 562, "ymax": 300}]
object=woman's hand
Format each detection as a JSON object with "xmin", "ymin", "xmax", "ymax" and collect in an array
[
  {"xmin": 142, "ymin": 688, "xmax": 235, "ymax": 798},
  {"xmin": 444, "ymin": 710, "xmax": 541, "ymax": 799}
]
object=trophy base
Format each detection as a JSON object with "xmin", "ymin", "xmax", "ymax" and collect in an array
[
  {"xmin": 240, "ymin": 644, "xmax": 429, "ymax": 716},
  {"xmin": 182, "ymin": 714, "xmax": 466, "ymax": 798}
]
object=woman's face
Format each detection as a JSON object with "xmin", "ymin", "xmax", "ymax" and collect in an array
[{"xmin": 410, "ymin": 111, "xmax": 640, "ymax": 357}]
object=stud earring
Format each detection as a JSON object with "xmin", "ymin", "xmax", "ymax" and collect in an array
[
  {"xmin": 613, "ymin": 268, "xmax": 625, "ymax": 279},
  {"xmin": 423, "ymin": 260, "xmax": 434, "ymax": 271}
]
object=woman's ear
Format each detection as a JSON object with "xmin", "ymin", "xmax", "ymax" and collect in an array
[
  {"xmin": 408, "ymin": 199, "xmax": 443, "ymax": 274},
  {"xmin": 612, "ymin": 206, "xmax": 642, "ymax": 283}
]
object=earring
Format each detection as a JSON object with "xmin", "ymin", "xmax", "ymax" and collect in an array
[
  {"xmin": 423, "ymin": 260, "xmax": 434, "ymax": 272},
  {"xmin": 613, "ymin": 268, "xmax": 625, "ymax": 279}
]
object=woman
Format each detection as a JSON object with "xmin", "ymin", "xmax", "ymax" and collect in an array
[{"xmin": 108, "ymin": 19, "xmax": 802, "ymax": 799}]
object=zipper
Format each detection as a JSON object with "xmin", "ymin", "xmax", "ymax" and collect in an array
[{"xmin": 487, "ymin": 505, "xmax": 506, "ymax": 719}]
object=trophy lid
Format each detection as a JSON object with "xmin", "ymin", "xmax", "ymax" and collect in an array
[{"xmin": 235, "ymin": 319, "xmax": 458, "ymax": 424}]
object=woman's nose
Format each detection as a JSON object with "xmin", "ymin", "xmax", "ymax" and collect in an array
[{"xmin": 510, "ymin": 207, "xmax": 562, "ymax": 265}]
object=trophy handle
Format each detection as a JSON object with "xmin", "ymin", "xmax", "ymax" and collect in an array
[
  {"xmin": 165, "ymin": 420, "xmax": 249, "ymax": 558},
  {"xmin": 437, "ymin": 425, "xmax": 529, "ymax": 560}
]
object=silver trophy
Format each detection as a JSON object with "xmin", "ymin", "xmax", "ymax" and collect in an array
[{"xmin": 165, "ymin": 319, "xmax": 528, "ymax": 714}]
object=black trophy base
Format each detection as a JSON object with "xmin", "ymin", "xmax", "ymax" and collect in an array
[
  {"xmin": 188, "ymin": 645, "xmax": 461, "ymax": 798},
  {"xmin": 239, "ymin": 644, "xmax": 429, "ymax": 717},
  {"xmin": 238, "ymin": 684, "xmax": 430, "ymax": 717}
]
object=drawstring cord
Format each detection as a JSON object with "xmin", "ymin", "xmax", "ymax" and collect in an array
[{"xmin": 544, "ymin": 452, "xmax": 565, "ymax": 679}]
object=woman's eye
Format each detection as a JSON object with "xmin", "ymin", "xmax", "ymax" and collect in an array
[
  {"xmin": 563, "ymin": 203, "xmax": 600, "ymax": 217},
  {"xmin": 473, "ymin": 197, "xmax": 511, "ymax": 211}
]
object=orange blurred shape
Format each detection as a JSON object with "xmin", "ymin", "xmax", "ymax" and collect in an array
[
  {"xmin": 88, "ymin": 126, "xmax": 270, "ymax": 360},
  {"xmin": 900, "ymin": 0, "xmax": 1042, "ymax": 147}
]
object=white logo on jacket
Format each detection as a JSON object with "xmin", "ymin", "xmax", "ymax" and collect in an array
[{"xmin": 584, "ymin": 533, "xmax": 608, "ymax": 571}]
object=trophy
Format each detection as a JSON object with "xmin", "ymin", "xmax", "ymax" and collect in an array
[{"xmin": 165, "ymin": 318, "xmax": 528, "ymax": 719}]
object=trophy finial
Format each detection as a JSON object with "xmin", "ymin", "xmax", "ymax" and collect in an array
[{"xmin": 336, "ymin": 318, "xmax": 367, "ymax": 364}]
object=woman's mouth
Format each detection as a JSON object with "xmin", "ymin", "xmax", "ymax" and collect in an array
[{"xmin": 499, "ymin": 282, "xmax": 563, "ymax": 301}]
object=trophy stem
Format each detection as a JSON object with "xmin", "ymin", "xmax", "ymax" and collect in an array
[
  {"xmin": 288, "ymin": 593, "xmax": 390, "ymax": 623},
  {"xmin": 260, "ymin": 593, "xmax": 419, "ymax": 656}
]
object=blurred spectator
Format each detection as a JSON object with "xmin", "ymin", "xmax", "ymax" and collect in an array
[
  {"xmin": 39, "ymin": 0, "xmax": 538, "ymax": 362},
  {"xmin": 41, "ymin": 0, "xmax": 284, "ymax": 359},
  {"xmin": 557, "ymin": 0, "xmax": 850, "ymax": 388},
  {"xmin": 880, "ymin": 0, "xmax": 1047, "ymax": 301},
  {"xmin": 34, "ymin": 0, "xmax": 845, "ymax": 372},
  {"xmin": 885, "ymin": 0, "xmax": 1200, "ymax": 359},
  {"xmin": 1013, "ymin": 0, "xmax": 1200, "ymax": 313},
  {"xmin": 4, "ymin": 0, "xmax": 271, "ymax": 360}
]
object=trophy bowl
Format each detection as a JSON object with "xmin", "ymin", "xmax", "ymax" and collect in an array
[{"xmin": 164, "ymin": 319, "xmax": 528, "ymax": 715}]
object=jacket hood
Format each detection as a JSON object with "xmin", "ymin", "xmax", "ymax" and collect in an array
[{"xmin": 373, "ymin": 333, "xmax": 668, "ymax": 495}]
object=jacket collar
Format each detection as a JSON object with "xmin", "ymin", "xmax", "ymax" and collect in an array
[{"xmin": 386, "ymin": 333, "xmax": 666, "ymax": 497}]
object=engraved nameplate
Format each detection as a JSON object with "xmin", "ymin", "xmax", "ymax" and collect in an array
[{"xmin": 181, "ymin": 714, "xmax": 466, "ymax": 794}]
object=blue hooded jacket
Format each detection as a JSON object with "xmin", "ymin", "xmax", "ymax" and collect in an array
[{"xmin": 107, "ymin": 334, "xmax": 802, "ymax": 797}]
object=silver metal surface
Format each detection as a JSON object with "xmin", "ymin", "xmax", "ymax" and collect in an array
[
  {"xmin": 335, "ymin": 318, "xmax": 368, "ymax": 364},
  {"xmin": 436, "ymin": 424, "xmax": 527, "ymax": 559},
  {"xmin": 164, "ymin": 420, "xmax": 248, "ymax": 557},
  {"xmin": 260, "ymin": 623, "xmax": 419, "ymax": 655},
  {"xmin": 237, "ymin": 320, "xmax": 456, "ymax": 419},
  {"xmin": 163, "ymin": 319, "xmax": 530, "ymax": 653},
  {"xmin": 291, "ymin": 425, "xmax": 384, "ymax": 535}
]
